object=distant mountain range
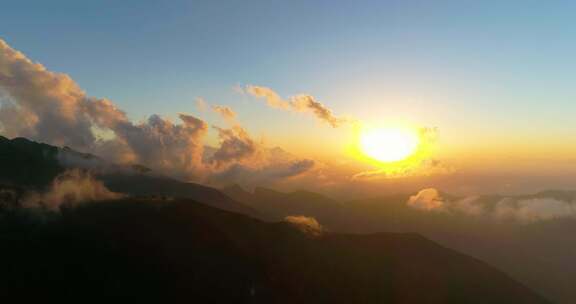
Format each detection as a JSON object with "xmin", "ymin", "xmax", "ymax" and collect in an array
[
  {"xmin": 223, "ymin": 184, "xmax": 576, "ymax": 304},
  {"xmin": 0, "ymin": 135, "xmax": 553, "ymax": 303}
]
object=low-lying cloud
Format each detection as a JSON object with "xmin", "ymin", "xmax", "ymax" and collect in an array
[
  {"xmin": 494, "ymin": 197, "xmax": 575, "ymax": 222},
  {"xmin": 352, "ymin": 159, "xmax": 454, "ymax": 181},
  {"xmin": 284, "ymin": 215, "xmax": 324, "ymax": 237},
  {"xmin": 407, "ymin": 188, "xmax": 576, "ymax": 223},
  {"xmin": 407, "ymin": 188, "xmax": 445, "ymax": 211},
  {"xmin": 22, "ymin": 169, "xmax": 124, "ymax": 211}
]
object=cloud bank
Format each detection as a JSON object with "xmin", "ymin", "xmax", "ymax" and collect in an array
[
  {"xmin": 407, "ymin": 188, "xmax": 576, "ymax": 223},
  {"xmin": 0, "ymin": 39, "xmax": 319, "ymax": 186},
  {"xmin": 0, "ymin": 39, "xmax": 217, "ymax": 179}
]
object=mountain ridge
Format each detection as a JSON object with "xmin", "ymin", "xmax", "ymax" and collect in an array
[
  {"xmin": 0, "ymin": 135, "xmax": 555, "ymax": 303},
  {"xmin": 0, "ymin": 197, "xmax": 551, "ymax": 303}
]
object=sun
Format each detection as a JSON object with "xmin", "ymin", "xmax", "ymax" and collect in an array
[{"xmin": 359, "ymin": 127, "xmax": 420, "ymax": 163}]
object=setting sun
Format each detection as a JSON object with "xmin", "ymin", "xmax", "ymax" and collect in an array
[{"xmin": 360, "ymin": 127, "xmax": 420, "ymax": 163}]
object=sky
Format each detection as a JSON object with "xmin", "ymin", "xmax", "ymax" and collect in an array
[{"xmin": 2, "ymin": 0, "xmax": 576, "ymax": 196}]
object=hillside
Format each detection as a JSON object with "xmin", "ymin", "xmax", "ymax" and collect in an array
[
  {"xmin": 224, "ymin": 186, "xmax": 576, "ymax": 303},
  {"xmin": 0, "ymin": 198, "xmax": 550, "ymax": 303},
  {"xmin": 0, "ymin": 135, "xmax": 256, "ymax": 216},
  {"xmin": 0, "ymin": 136, "xmax": 552, "ymax": 303}
]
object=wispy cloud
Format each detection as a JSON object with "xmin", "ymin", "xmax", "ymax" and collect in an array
[
  {"xmin": 244, "ymin": 85, "xmax": 347, "ymax": 128},
  {"xmin": 212, "ymin": 105, "xmax": 237, "ymax": 123}
]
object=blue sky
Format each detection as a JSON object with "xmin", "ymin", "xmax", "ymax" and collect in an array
[{"xmin": 2, "ymin": 0, "xmax": 576, "ymax": 158}]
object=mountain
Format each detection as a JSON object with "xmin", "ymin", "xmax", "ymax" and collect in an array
[
  {"xmin": 0, "ymin": 136, "xmax": 62, "ymax": 187},
  {"xmin": 101, "ymin": 174, "xmax": 258, "ymax": 217},
  {"xmin": 223, "ymin": 185, "xmax": 344, "ymax": 226},
  {"xmin": 0, "ymin": 135, "xmax": 256, "ymax": 217},
  {"xmin": 0, "ymin": 198, "xmax": 550, "ymax": 303},
  {"xmin": 0, "ymin": 136, "xmax": 553, "ymax": 302},
  {"xmin": 226, "ymin": 186, "xmax": 576, "ymax": 303}
]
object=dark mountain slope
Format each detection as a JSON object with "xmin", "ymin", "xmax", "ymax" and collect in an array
[
  {"xmin": 223, "ymin": 185, "xmax": 343, "ymax": 225},
  {"xmin": 101, "ymin": 174, "xmax": 258, "ymax": 217},
  {"xmin": 0, "ymin": 198, "xmax": 550, "ymax": 303},
  {"xmin": 223, "ymin": 186, "xmax": 576, "ymax": 303},
  {"xmin": 0, "ymin": 135, "xmax": 257, "ymax": 217},
  {"xmin": 0, "ymin": 136, "xmax": 62, "ymax": 187}
]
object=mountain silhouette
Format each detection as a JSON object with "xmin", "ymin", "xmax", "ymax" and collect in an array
[
  {"xmin": 225, "ymin": 185, "xmax": 576, "ymax": 303},
  {"xmin": 0, "ymin": 198, "xmax": 550, "ymax": 303},
  {"xmin": 0, "ymin": 135, "xmax": 552, "ymax": 303},
  {"xmin": 0, "ymin": 135, "xmax": 256, "ymax": 216}
]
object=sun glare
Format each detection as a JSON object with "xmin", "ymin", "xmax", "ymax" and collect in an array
[{"xmin": 360, "ymin": 127, "xmax": 420, "ymax": 163}]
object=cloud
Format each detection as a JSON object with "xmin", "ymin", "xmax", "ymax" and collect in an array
[
  {"xmin": 207, "ymin": 134, "xmax": 320, "ymax": 188},
  {"xmin": 0, "ymin": 38, "xmax": 214, "ymax": 180},
  {"xmin": 211, "ymin": 125, "xmax": 259, "ymax": 167},
  {"xmin": 289, "ymin": 95, "xmax": 346, "ymax": 128},
  {"xmin": 352, "ymin": 159, "xmax": 454, "ymax": 180},
  {"xmin": 210, "ymin": 159, "xmax": 316, "ymax": 187},
  {"xmin": 0, "ymin": 39, "xmax": 351, "ymax": 189},
  {"xmin": 22, "ymin": 169, "xmax": 124, "ymax": 211},
  {"xmin": 195, "ymin": 97, "xmax": 208, "ymax": 112},
  {"xmin": 245, "ymin": 85, "xmax": 290, "ymax": 109},
  {"xmin": 407, "ymin": 188, "xmax": 490, "ymax": 216},
  {"xmin": 407, "ymin": 188, "xmax": 483, "ymax": 215},
  {"xmin": 0, "ymin": 39, "xmax": 99, "ymax": 150},
  {"xmin": 407, "ymin": 188, "xmax": 445, "ymax": 211},
  {"xmin": 494, "ymin": 198, "xmax": 576, "ymax": 223},
  {"xmin": 82, "ymin": 97, "xmax": 211, "ymax": 179},
  {"xmin": 84, "ymin": 102, "xmax": 212, "ymax": 179},
  {"xmin": 284, "ymin": 215, "xmax": 324, "ymax": 237},
  {"xmin": 245, "ymin": 85, "xmax": 346, "ymax": 127},
  {"xmin": 212, "ymin": 105, "xmax": 237, "ymax": 123},
  {"xmin": 112, "ymin": 114, "xmax": 209, "ymax": 179},
  {"xmin": 407, "ymin": 188, "xmax": 576, "ymax": 223},
  {"xmin": 275, "ymin": 159, "xmax": 316, "ymax": 178}
]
